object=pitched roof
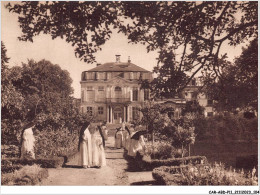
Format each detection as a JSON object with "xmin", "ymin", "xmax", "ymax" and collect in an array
[{"xmin": 86, "ymin": 62, "xmax": 150, "ymax": 72}]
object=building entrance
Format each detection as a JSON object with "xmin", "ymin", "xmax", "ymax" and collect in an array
[{"xmin": 114, "ymin": 107, "xmax": 123, "ymax": 124}]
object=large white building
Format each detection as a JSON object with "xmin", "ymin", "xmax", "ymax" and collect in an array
[
  {"xmin": 80, "ymin": 55, "xmax": 153, "ymax": 124},
  {"xmin": 80, "ymin": 55, "xmax": 214, "ymax": 123}
]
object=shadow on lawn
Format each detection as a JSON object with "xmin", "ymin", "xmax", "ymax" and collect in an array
[{"xmin": 123, "ymin": 152, "xmax": 146, "ymax": 172}]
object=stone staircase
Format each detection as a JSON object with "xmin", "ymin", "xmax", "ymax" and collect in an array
[{"xmin": 106, "ymin": 124, "xmax": 122, "ymax": 137}]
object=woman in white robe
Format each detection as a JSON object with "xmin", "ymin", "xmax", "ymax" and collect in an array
[
  {"xmin": 92, "ymin": 125, "xmax": 106, "ymax": 167},
  {"xmin": 20, "ymin": 122, "xmax": 36, "ymax": 159},
  {"xmin": 78, "ymin": 122, "xmax": 92, "ymax": 168},
  {"xmin": 127, "ymin": 125, "xmax": 136, "ymax": 156},
  {"xmin": 124, "ymin": 125, "xmax": 131, "ymax": 151},
  {"xmin": 128, "ymin": 131, "xmax": 146, "ymax": 157},
  {"xmin": 114, "ymin": 128, "xmax": 124, "ymax": 149},
  {"xmin": 121, "ymin": 122, "xmax": 127, "ymax": 148}
]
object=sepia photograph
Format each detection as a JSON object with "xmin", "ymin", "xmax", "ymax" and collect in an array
[{"xmin": 1, "ymin": 1, "xmax": 258, "ymax": 194}]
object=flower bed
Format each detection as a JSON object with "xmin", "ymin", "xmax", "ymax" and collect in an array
[
  {"xmin": 152, "ymin": 163, "xmax": 258, "ymax": 185},
  {"xmin": 2, "ymin": 164, "xmax": 48, "ymax": 185},
  {"xmin": 138, "ymin": 154, "xmax": 207, "ymax": 171}
]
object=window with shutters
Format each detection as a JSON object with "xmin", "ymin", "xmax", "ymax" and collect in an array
[
  {"xmin": 98, "ymin": 107, "xmax": 104, "ymax": 115},
  {"xmin": 133, "ymin": 72, "xmax": 137, "ymax": 80},
  {"xmin": 87, "ymin": 107, "xmax": 93, "ymax": 116},
  {"xmin": 144, "ymin": 89, "xmax": 149, "ymax": 101},
  {"xmin": 133, "ymin": 87, "xmax": 138, "ymax": 101}
]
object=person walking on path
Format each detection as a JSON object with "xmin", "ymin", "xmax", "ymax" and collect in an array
[
  {"xmin": 92, "ymin": 124, "xmax": 106, "ymax": 168},
  {"xmin": 78, "ymin": 122, "xmax": 92, "ymax": 168}
]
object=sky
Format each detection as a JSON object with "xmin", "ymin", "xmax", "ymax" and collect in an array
[{"xmin": 1, "ymin": 2, "xmax": 247, "ymax": 98}]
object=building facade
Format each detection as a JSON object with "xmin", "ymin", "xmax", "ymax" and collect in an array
[
  {"xmin": 80, "ymin": 55, "xmax": 153, "ymax": 124},
  {"xmin": 80, "ymin": 56, "xmax": 214, "ymax": 123}
]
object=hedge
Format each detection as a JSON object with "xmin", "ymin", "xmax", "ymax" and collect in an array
[
  {"xmin": 136, "ymin": 154, "xmax": 207, "ymax": 171},
  {"xmin": 2, "ymin": 157, "xmax": 65, "ymax": 169}
]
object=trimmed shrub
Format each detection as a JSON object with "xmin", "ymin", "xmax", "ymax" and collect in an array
[
  {"xmin": 138, "ymin": 154, "xmax": 207, "ymax": 171},
  {"xmin": 1, "ymin": 164, "xmax": 49, "ymax": 185},
  {"xmin": 152, "ymin": 163, "xmax": 258, "ymax": 185},
  {"xmin": 2, "ymin": 157, "xmax": 65, "ymax": 169}
]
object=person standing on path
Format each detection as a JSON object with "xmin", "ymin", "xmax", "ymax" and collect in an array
[
  {"xmin": 92, "ymin": 124, "xmax": 106, "ymax": 168},
  {"xmin": 124, "ymin": 125, "xmax": 131, "ymax": 151},
  {"xmin": 114, "ymin": 127, "xmax": 124, "ymax": 149},
  {"xmin": 78, "ymin": 122, "xmax": 92, "ymax": 169},
  {"xmin": 20, "ymin": 122, "xmax": 36, "ymax": 159},
  {"xmin": 128, "ymin": 130, "xmax": 146, "ymax": 157}
]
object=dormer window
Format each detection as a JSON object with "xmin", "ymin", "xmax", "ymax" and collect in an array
[{"xmin": 115, "ymin": 86, "xmax": 122, "ymax": 91}]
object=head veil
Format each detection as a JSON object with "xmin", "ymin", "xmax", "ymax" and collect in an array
[
  {"xmin": 97, "ymin": 125, "xmax": 106, "ymax": 147},
  {"xmin": 78, "ymin": 121, "xmax": 90, "ymax": 151}
]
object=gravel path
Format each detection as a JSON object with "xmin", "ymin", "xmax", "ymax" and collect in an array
[{"xmin": 40, "ymin": 137, "xmax": 155, "ymax": 186}]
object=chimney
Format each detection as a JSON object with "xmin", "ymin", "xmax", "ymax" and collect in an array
[
  {"xmin": 128, "ymin": 56, "xmax": 131, "ymax": 63},
  {"xmin": 115, "ymin": 54, "xmax": 121, "ymax": 63},
  {"xmin": 97, "ymin": 63, "xmax": 101, "ymax": 66}
]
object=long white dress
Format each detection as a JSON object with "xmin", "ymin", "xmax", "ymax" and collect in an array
[
  {"xmin": 128, "ymin": 135, "xmax": 146, "ymax": 157},
  {"xmin": 101, "ymin": 125, "xmax": 108, "ymax": 141},
  {"xmin": 78, "ymin": 128, "xmax": 92, "ymax": 167},
  {"xmin": 92, "ymin": 131, "xmax": 106, "ymax": 167},
  {"xmin": 21, "ymin": 128, "xmax": 35, "ymax": 159},
  {"xmin": 124, "ymin": 131, "xmax": 131, "ymax": 151},
  {"xmin": 114, "ymin": 130, "xmax": 124, "ymax": 149}
]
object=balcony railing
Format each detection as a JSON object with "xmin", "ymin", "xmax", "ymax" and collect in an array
[{"xmin": 96, "ymin": 98, "xmax": 131, "ymax": 103}]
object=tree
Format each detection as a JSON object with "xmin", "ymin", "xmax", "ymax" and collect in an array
[
  {"xmin": 205, "ymin": 38, "xmax": 258, "ymax": 112},
  {"xmin": 140, "ymin": 101, "xmax": 169, "ymax": 144},
  {"xmin": 119, "ymin": 1, "xmax": 258, "ymax": 97},
  {"xmin": 11, "ymin": 59, "xmax": 74, "ymax": 128},
  {"xmin": 162, "ymin": 116, "xmax": 196, "ymax": 157},
  {"xmin": 6, "ymin": 2, "xmax": 258, "ymax": 96},
  {"xmin": 1, "ymin": 42, "xmax": 24, "ymax": 145},
  {"xmin": 6, "ymin": 1, "xmax": 121, "ymax": 63}
]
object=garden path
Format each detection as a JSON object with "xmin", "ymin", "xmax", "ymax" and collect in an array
[{"xmin": 40, "ymin": 133, "xmax": 155, "ymax": 186}]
